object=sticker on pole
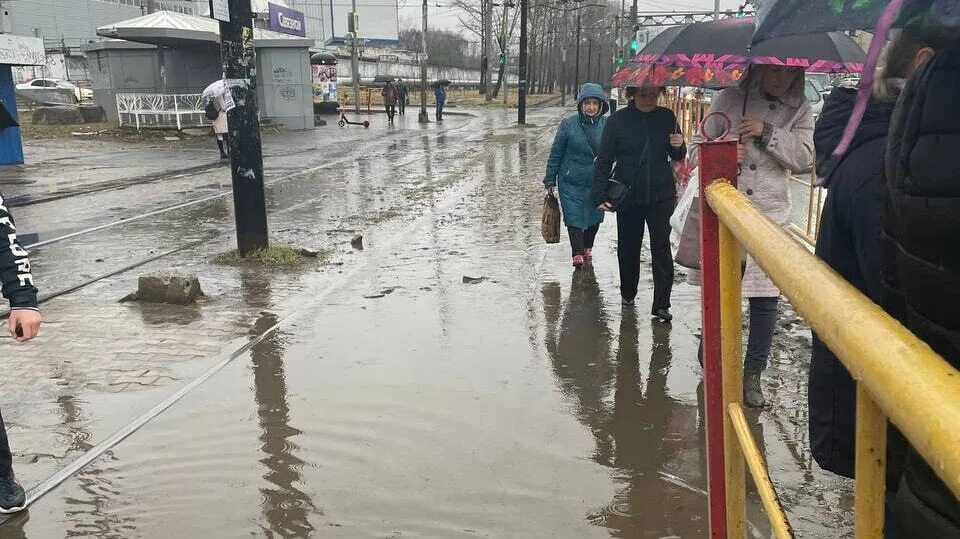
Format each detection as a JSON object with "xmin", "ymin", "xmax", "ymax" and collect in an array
[{"xmin": 211, "ymin": 0, "xmax": 230, "ymax": 22}]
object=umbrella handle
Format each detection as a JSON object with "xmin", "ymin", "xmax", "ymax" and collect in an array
[{"xmin": 699, "ymin": 111, "xmax": 732, "ymax": 141}]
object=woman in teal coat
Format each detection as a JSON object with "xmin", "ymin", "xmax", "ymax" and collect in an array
[{"xmin": 544, "ymin": 83, "xmax": 609, "ymax": 268}]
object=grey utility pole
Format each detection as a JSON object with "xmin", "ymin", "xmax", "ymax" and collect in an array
[
  {"xmin": 484, "ymin": 0, "xmax": 493, "ymax": 101},
  {"xmin": 418, "ymin": 0, "xmax": 429, "ymax": 122},
  {"xmin": 573, "ymin": 8, "xmax": 581, "ymax": 98},
  {"xmin": 517, "ymin": 0, "xmax": 528, "ymax": 124},
  {"xmin": 212, "ymin": 0, "xmax": 269, "ymax": 254},
  {"xmin": 501, "ymin": 0, "xmax": 510, "ymax": 105},
  {"xmin": 714, "ymin": 0, "xmax": 720, "ymax": 19},
  {"xmin": 350, "ymin": 4, "xmax": 361, "ymax": 113}
]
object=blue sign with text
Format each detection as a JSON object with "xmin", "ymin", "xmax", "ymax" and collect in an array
[{"xmin": 268, "ymin": 3, "xmax": 306, "ymax": 37}]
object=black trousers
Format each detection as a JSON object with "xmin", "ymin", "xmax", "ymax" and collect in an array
[
  {"xmin": 744, "ymin": 297, "xmax": 779, "ymax": 373},
  {"xmin": 568, "ymin": 225, "xmax": 600, "ymax": 256},
  {"xmin": 0, "ymin": 409, "xmax": 11, "ymax": 478},
  {"xmin": 616, "ymin": 197, "xmax": 675, "ymax": 311},
  {"xmin": 398, "ymin": 99, "xmax": 406, "ymax": 115},
  {"xmin": 386, "ymin": 105, "xmax": 396, "ymax": 122}
]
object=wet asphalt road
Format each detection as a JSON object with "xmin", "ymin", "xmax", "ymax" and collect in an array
[{"xmin": 0, "ymin": 108, "xmax": 853, "ymax": 538}]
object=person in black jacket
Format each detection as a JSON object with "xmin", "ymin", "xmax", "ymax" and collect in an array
[
  {"xmin": 881, "ymin": 29, "xmax": 960, "ymax": 538},
  {"xmin": 0, "ymin": 192, "xmax": 41, "ymax": 513},
  {"xmin": 808, "ymin": 25, "xmax": 955, "ymax": 537},
  {"xmin": 593, "ymin": 85, "xmax": 686, "ymax": 321}
]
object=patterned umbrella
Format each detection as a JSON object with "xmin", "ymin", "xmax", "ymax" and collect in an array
[{"xmin": 612, "ymin": 17, "xmax": 865, "ymax": 89}]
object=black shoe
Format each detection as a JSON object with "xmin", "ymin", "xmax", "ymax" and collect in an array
[
  {"xmin": 0, "ymin": 474, "xmax": 26, "ymax": 514},
  {"xmin": 219, "ymin": 153, "xmax": 229, "ymax": 160},
  {"xmin": 653, "ymin": 308, "xmax": 673, "ymax": 322},
  {"xmin": 744, "ymin": 372, "xmax": 766, "ymax": 408},
  {"xmin": 622, "ymin": 296, "xmax": 635, "ymax": 307}
]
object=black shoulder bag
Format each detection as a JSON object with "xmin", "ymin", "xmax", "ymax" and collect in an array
[{"xmin": 580, "ymin": 121, "xmax": 632, "ymax": 211}]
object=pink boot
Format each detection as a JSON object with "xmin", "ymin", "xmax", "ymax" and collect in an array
[
  {"xmin": 583, "ymin": 248, "xmax": 594, "ymax": 263},
  {"xmin": 572, "ymin": 254, "xmax": 585, "ymax": 268}
]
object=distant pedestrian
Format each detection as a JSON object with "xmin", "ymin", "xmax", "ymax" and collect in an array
[
  {"xmin": 396, "ymin": 79, "xmax": 408, "ymax": 116},
  {"xmin": 202, "ymin": 80, "xmax": 231, "ymax": 160},
  {"xmin": 434, "ymin": 84, "xmax": 447, "ymax": 122},
  {"xmin": 543, "ymin": 83, "xmax": 610, "ymax": 268},
  {"xmin": 382, "ymin": 81, "xmax": 398, "ymax": 123},
  {"xmin": 593, "ymin": 84, "xmax": 686, "ymax": 322},
  {"xmin": 212, "ymin": 93, "xmax": 230, "ymax": 160},
  {"xmin": 0, "ymin": 193, "xmax": 41, "ymax": 514},
  {"xmin": 699, "ymin": 65, "xmax": 814, "ymax": 408}
]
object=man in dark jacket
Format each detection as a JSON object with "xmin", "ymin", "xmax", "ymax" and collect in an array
[
  {"xmin": 396, "ymin": 79, "xmax": 408, "ymax": 116},
  {"xmin": 593, "ymin": 85, "xmax": 685, "ymax": 320},
  {"xmin": 881, "ymin": 31, "xmax": 960, "ymax": 538},
  {"xmin": 0, "ymin": 192, "xmax": 41, "ymax": 513}
]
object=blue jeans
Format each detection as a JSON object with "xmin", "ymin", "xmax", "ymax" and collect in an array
[{"xmin": 435, "ymin": 101, "xmax": 444, "ymax": 121}]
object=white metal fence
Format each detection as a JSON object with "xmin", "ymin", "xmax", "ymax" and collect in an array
[{"xmin": 116, "ymin": 93, "xmax": 211, "ymax": 130}]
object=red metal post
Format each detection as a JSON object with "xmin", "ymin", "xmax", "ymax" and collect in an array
[{"xmin": 699, "ymin": 139, "xmax": 739, "ymax": 538}]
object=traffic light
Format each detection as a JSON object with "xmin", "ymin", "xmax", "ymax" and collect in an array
[
  {"xmin": 616, "ymin": 50, "xmax": 625, "ymax": 66},
  {"xmin": 736, "ymin": 2, "xmax": 747, "ymax": 17},
  {"xmin": 629, "ymin": 25, "xmax": 640, "ymax": 55}
]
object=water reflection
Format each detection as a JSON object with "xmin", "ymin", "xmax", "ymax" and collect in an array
[
  {"xmin": 0, "ymin": 511, "xmax": 29, "ymax": 538},
  {"xmin": 544, "ymin": 269, "xmax": 704, "ymax": 536},
  {"xmin": 240, "ymin": 269, "xmax": 317, "ymax": 537}
]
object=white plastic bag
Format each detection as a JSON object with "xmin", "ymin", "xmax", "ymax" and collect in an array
[{"xmin": 670, "ymin": 167, "xmax": 700, "ymax": 244}]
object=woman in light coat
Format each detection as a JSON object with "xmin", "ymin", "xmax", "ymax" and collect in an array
[
  {"xmin": 701, "ymin": 65, "xmax": 814, "ymax": 407},
  {"xmin": 213, "ymin": 93, "xmax": 229, "ymax": 160}
]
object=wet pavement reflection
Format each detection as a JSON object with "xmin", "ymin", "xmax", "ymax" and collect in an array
[
  {"xmin": 0, "ymin": 107, "xmax": 853, "ymax": 538},
  {"xmin": 544, "ymin": 268, "xmax": 706, "ymax": 537}
]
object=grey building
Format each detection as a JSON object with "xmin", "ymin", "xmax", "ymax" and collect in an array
[
  {"xmin": 1, "ymin": 0, "xmax": 203, "ymax": 82},
  {"xmin": 0, "ymin": 0, "xmax": 201, "ymax": 46}
]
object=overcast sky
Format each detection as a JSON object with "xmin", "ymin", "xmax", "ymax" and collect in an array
[{"xmin": 396, "ymin": 0, "xmax": 749, "ymax": 36}]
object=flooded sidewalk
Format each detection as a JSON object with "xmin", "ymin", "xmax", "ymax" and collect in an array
[{"xmin": 0, "ymin": 108, "xmax": 851, "ymax": 538}]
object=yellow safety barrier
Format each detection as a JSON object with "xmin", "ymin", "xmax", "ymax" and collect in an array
[
  {"xmin": 703, "ymin": 179, "xmax": 960, "ymax": 537},
  {"xmin": 786, "ymin": 170, "xmax": 825, "ymax": 248}
]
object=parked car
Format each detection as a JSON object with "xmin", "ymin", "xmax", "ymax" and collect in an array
[
  {"xmin": 837, "ymin": 75, "xmax": 861, "ymax": 89},
  {"xmin": 805, "ymin": 79, "xmax": 825, "ymax": 120},
  {"xmin": 16, "ymin": 78, "xmax": 92, "ymax": 101}
]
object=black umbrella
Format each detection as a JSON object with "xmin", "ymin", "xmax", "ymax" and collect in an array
[
  {"xmin": 613, "ymin": 17, "xmax": 864, "ymax": 89},
  {"xmin": 373, "ymin": 75, "xmax": 394, "ymax": 84},
  {"xmin": 753, "ymin": 0, "xmax": 952, "ymax": 42},
  {"xmin": 433, "ymin": 79, "xmax": 452, "ymax": 86}
]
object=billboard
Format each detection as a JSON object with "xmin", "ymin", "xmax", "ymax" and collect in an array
[{"xmin": 328, "ymin": 0, "xmax": 399, "ymax": 45}]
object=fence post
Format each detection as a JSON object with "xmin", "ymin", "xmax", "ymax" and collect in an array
[
  {"xmin": 700, "ymin": 137, "xmax": 741, "ymax": 538},
  {"xmin": 854, "ymin": 385, "xmax": 887, "ymax": 538},
  {"xmin": 174, "ymin": 96, "xmax": 181, "ymax": 131}
]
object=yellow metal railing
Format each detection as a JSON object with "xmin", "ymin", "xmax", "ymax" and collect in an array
[
  {"xmin": 786, "ymin": 169, "xmax": 825, "ymax": 248},
  {"xmin": 704, "ymin": 179, "xmax": 960, "ymax": 537}
]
